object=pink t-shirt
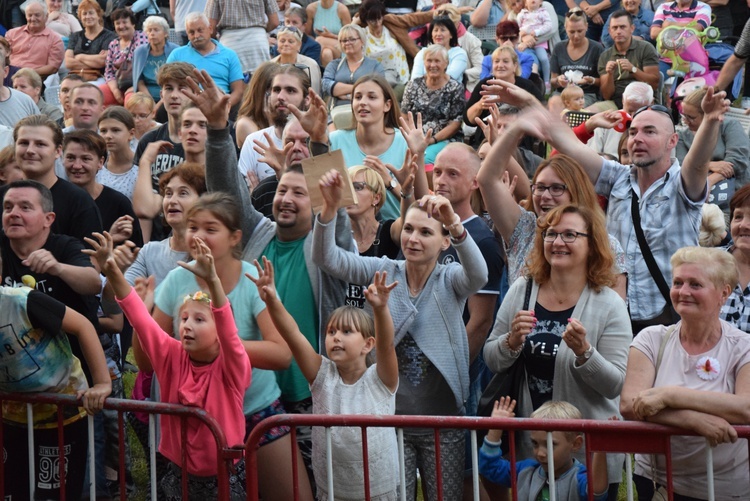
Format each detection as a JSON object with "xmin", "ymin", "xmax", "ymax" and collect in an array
[
  {"xmin": 631, "ymin": 321, "xmax": 750, "ymax": 501},
  {"xmin": 118, "ymin": 289, "xmax": 251, "ymax": 476}
]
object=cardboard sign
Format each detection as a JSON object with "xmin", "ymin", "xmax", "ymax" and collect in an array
[{"xmin": 301, "ymin": 150, "xmax": 357, "ymax": 213}]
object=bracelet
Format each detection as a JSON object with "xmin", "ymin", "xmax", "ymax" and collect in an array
[
  {"xmin": 450, "ymin": 228, "xmax": 467, "ymax": 243},
  {"xmin": 505, "ymin": 335, "xmax": 522, "ymax": 357},
  {"xmin": 443, "ymin": 214, "xmax": 461, "ymax": 233},
  {"xmin": 401, "ymin": 190, "xmax": 413, "ymax": 199}
]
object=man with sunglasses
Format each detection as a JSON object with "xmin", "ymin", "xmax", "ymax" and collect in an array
[
  {"xmin": 487, "ymin": 79, "xmax": 729, "ymax": 334},
  {"xmin": 598, "ymin": 9, "xmax": 659, "ymax": 108}
]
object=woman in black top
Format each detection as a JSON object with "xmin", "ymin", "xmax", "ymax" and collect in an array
[{"xmin": 64, "ymin": 0, "xmax": 117, "ymax": 82}]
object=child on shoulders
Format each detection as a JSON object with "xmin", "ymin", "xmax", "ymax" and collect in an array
[{"xmin": 480, "ymin": 398, "xmax": 609, "ymax": 501}]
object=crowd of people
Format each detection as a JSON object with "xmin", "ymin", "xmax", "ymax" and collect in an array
[{"xmin": 2, "ymin": 0, "xmax": 750, "ymax": 500}]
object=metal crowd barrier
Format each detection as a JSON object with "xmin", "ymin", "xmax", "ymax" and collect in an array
[
  {"xmin": 0, "ymin": 392, "xmax": 242, "ymax": 501},
  {"xmin": 246, "ymin": 414, "xmax": 750, "ymax": 501}
]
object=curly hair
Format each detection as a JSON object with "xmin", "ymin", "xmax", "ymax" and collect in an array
[{"xmin": 526, "ymin": 204, "xmax": 615, "ymax": 291}]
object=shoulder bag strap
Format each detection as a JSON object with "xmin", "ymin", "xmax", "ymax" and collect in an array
[{"xmin": 631, "ymin": 188, "xmax": 673, "ymax": 307}]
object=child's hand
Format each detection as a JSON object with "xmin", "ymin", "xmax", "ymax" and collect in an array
[
  {"xmin": 78, "ymin": 381, "xmax": 112, "ymax": 415},
  {"xmin": 363, "ymin": 271, "xmax": 398, "ymax": 310},
  {"xmin": 83, "ymin": 232, "xmax": 116, "ymax": 274},
  {"xmin": 247, "ymin": 257, "xmax": 277, "ymax": 303},
  {"xmin": 177, "ymin": 237, "xmax": 217, "ymax": 282},
  {"xmin": 491, "ymin": 396, "xmax": 516, "ymax": 419}
]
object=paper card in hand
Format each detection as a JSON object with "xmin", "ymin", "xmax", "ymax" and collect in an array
[{"xmin": 301, "ymin": 149, "xmax": 358, "ymax": 213}]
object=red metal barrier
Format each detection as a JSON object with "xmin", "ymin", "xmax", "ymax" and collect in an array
[
  {"xmin": 0, "ymin": 392, "xmax": 242, "ymax": 500},
  {"xmin": 245, "ymin": 413, "xmax": 750, "ymax": 501}
]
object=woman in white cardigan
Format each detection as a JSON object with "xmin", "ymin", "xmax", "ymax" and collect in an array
[{"xmin": 483, "ymin": 203, "xmax": 631, "ymax": 499}]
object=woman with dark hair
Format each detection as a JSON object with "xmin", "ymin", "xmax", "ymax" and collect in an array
[
  {"xmin": 101, "ymin": 8, "xmax": 147, "ymax": 105},
  {"xmin": 484, "ymin": 204, "xmax": 631, "ymax": 499},
  {"xmin": 410, "ymin": 17, "xmax": 469, "ymax": 83},
  {"xmin": 329, "ymin": 74, "xmax": 426, "ymax": 220}
]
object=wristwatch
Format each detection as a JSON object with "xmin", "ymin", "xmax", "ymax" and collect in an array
[
  {"xmin": 576, "ymin": 345, "xmax": 595, "ymax": 364},
  {"xmin": 632, "ymin": 66, "xmax": 638, "ymax": 74},
  {"xmin": 386, "ymin": 178, "xmax": 397, "ymax": 192}
]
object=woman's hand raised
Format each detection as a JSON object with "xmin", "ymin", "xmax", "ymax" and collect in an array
[
  {"xmin": 177, "ymin": 237, "xmax": 217, "ymax": 283},
  {"xmin": 318, "ymin": 168, "xmax": 344, "ymax": 224},
  {"xmin": 247, "ymin": 257, "xmax": 278, "ymax": 305},
  {"xmin": 418, "ymin": 194, "xmax": 455, "ymax": 227},
  {"xmin": 399, "ymin": 112, "xmax": 432, "ymax": 155}
]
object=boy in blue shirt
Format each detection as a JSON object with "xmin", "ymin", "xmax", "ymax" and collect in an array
[{"xmin": 479, "ymin": 398, "xmax": 609, "ymax": 501}]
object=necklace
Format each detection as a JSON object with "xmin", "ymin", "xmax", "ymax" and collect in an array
[{"xmin": 547, "ymin": 283, "xmax": 570, "ymax": 305}]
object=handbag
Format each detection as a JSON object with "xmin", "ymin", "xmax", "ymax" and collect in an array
[
  {"xmin": 115, "ymin": 42, "xmax": 136, "ymax": 92},
  {"xmin": 477, "ymin": 279, "xmax": 533, "ymax": 452},
  {"xmin": 630, "ymin": 189, "xmax": 680, "ymax": 335}
]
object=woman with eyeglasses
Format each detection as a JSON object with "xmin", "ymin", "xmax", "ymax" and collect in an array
[
  {"xmin": 322, "ymin": 24, "xmax": 386, "ymax": 110},
  {"xmin": 477, "ymin": 127, "xmax": 627, "ymax": 298},
  {"xmin": 550, "ymin": 8, "xmax": 603, "ymax": 107},
  {"xmin": 271, "ymin": 26, "xmax": 322, "ymax": 96},
  {"xmin": 676, "ymin": 86, "xmax": 750, "ymax": 220},
  {"xmin": 305, "ymin": 0, "xmax": 351, "ymax": 67},
  {"xmin": 484, "ymin": 204, "xmax": 631, "ymax": 500}
]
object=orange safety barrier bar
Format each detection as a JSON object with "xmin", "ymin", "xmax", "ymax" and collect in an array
[
  {"xmin": 245, "ymin": 414, "xmax": 750, "ymax": 501},
  {"xmin": 0, "ymin": 392, "xmax": 243, "ymax": 501}
]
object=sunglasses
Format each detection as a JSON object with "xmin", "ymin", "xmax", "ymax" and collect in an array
[
  {"xmin": 632, "ymin": 104, "xmax": 675, "ymax": 129},
  {"xmin": 352, "ymin": 181, "xmax": 374, "ymax": 192},
  {"xmin": 279, "ymin": 63, "xmax": 312, "ymax": 80},
  {"xmin": 565, "ymin": 7, "xmax": 585, "ymax": 17},
  {"xmin": 498, "ymin": 34, "xmax": 519, "ymax": 41}
]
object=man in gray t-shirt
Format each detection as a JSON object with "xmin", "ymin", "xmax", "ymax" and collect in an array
[{"xmin": 0, "ymin": 40, "xmax": 39, "ymax": 129}]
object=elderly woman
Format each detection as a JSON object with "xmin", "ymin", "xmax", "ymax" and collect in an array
[
  {"xmin": 280, "ymin": 7, "xmax": 322, "ymax": 64},
  {"xmin": 65, "ymin": 0, "xmax": 117, "ymax": 83},
  {"xmin": 132, "ymin": 15, "xmax": 177, "ymax": 112},
  {"xmin": 484, "ymin": 204, "xmax": 631, "ymax": 499},
  {"xmin": 305, "ymin": 0, "xmax": 351, "ymax": 67},
  {"xmin": 100, "ymin": 8, "xmax": 147, "ymax": 106},
  {"xmin": 550, "ymin": 8, "xmax": 603, "ymax": 107},
  {"xmin": 401, "ymin": 44, "xmax": 466, "ymax": 164},
  {"xmin": 12, "ymin": 68, "xmax": 63, "ymax": 122},
  {"xmin": 411, "ymin": 17, "xmax": 469, "ymax": 84},
  {"xmin": 46, "ymin": 0, "xmax": 82, "ymax": 40},
  {"xmin": 677, "ymin": 86, "xmax": 750, "ymax": 218},
  {"xmin": 271, "ymin": 26, "xmax": 322, "ymax": 96},
  {"xmin": 621, "ymin": 246, "xmax": 750, "ymax": 501},
  {"xmin": 433, "ymin": 4, "xmax": 484, "ymax": 92},
  {"xmin": 322, "ymin": 24, "xmax": 385, "ymax": 109}
]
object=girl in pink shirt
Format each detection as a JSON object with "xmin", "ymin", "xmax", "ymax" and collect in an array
[{"xmin": 85, "ymin": 231, "xmax": 251, "ymax": 499}]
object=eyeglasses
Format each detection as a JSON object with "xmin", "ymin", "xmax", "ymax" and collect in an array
[
  {"xmin": 530, "ymin": 183, "xmax": 567, "ymax": 197},
  {"xmin": 542, "ymin": 230, "xmax": 589, "ymax": 243},
  {"xmin": 339, "ymin": 37, "xmax": 360, "ymax": 44},
  {"xmin": 352, "ymin": 181, "xmax": 374, "ymax": 192},
  {"xmin": 498, "ymin": 34, "xmax": 519, "ymax": 41}
]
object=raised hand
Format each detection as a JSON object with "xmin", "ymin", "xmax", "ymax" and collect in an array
[
  {"xmin": 319, "ymin": 168, "xmax": 344, "ymax": 218},
  {"xmin": 501, "ymin": 170, "xmax": 518, "ymax": 196},
  {"xmin": 113, "ymin": 240, "xmax": 140, "ymax": 271},
  {"xmin": 184, "ymin": 68, "xmax": 232, "ymax": 129},
  {"xmin": 586, "ymin": 109, "xmax": 624, "ymax": 131},
  {"xmin": 289, "ymin": 88, "xmax": 328, "ymax": 143},
  {"xmin": 399, "ymin": 112, "xmax": 432, "ymax": 155},
  {"xmin": 387, "ymin": 149, "xmax": 418, "ymax": 195},
  {"xmin": 362, "ymin": 155, "xmax": 394, "ymax": 189},
  {"xmin": 246, "ymin": 257, "xmax": 277, "ymax": 304},
  {"xmin": 83, "ymin": 232, "xmax": 116, "ymax": 274},
  {"xmin": 140, "ymin": 140, "xmax": 173, "ymax": 167},
  {"xmin": 177, "ymin": 237, "xmax": 217, "ymax": 283},
  {"xmin": 701, "ymin": 86, "xmax": 730, "ymax": 122},
  {"xmin": 109, "ymin": 215, "xmax": 134, "ymax": 243},
  {"xmin": 253, "ymin": 132, "xmax": 290, "ymax": 176},
  {"xmin": 508, "ymin": 309, "xmax": 536, "ymax": 352},
  {"xmin": 473, "ymin": 104, "xmax": 502, "ymax": 145},
  {"xmin": 490, "ymin": 396, "xmax": 516, "ymax": 419},
  {"xmin": 418, "ymin": 193, "xmax": 456, "ymax": 227},
  {"xmin": 134, "ymin": 275, "xmax": 155, "ymax": 311},
  {"xmin": 363, "ymin": 271, "xmax": 398, "ymax": 310},
  {"xmin": 481, "ymin": 79, "xmax": 538, "ymax": 109}
]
